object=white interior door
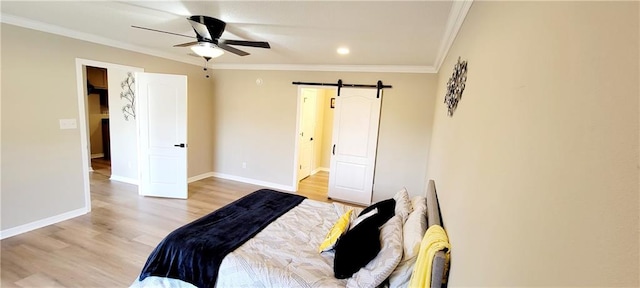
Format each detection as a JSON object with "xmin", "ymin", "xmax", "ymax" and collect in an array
[
  {"xmin": 137, "ymin": 72, "xmax": 188, "ymax": 199},
  {"xmin": 327, "ymin": 88, "xmax": 382, "ymax": 205},
  {"xmin": 298, "ymin": 89, "xmax": 317, "ymax": 181}
]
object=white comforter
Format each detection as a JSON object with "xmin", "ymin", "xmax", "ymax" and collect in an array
[{"xmin": 132, "ymin": 199, "xmax": 356, "ymax": 288}]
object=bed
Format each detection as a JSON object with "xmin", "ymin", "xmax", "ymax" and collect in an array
[{"xmin": 131, "ymin": 180, "xmax": 448, "ymax": 288}]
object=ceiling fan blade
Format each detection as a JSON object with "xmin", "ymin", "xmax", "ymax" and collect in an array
[
  {"xmin": 131, "ymin": 25, "xmax": 194, "ymax": 38},
  {"xmin": 188, "ymin": 15, "xmax": 226, "ymax": 39},
  {"xmin": 220, "ymin": 39, "xmax": 271, "ymax": 49},
  {"xmin": 218, "ymin": 43, "xmax": 249, "ymax": 56},
  {"xmin": 173, "ymin": 41, "xmax": 199, "ymax": 47},
  {"xmin": 188, "ymin": 19, "xmax": 213, "ymax": 41}
]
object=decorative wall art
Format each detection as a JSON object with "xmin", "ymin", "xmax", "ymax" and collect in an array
[
  {"xmin": 444, "ymin": 57, "xmax": 468, "ymax": 117},
  {"xmin": 120, "ymin": 72, "xmax": 136, "ymax": 121}
]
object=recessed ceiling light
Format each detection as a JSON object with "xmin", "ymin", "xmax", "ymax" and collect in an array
[{"xmin": 337, "ymin": 47, "xmax": 350, "ymax": 55}]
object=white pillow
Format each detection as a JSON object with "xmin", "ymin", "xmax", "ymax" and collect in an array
[
  {"xmin": 347, "ymin": 215, "xmax": 403, "ymax": 288},
  {"xmin": 404, "ymin": 198, "xmax": 427, "ymax": 258},
  {"xmin": 389, "ymin": 196, "xmax": 427, "ymax": 287},
  {"xmin": 393, "ymin": 188, "xmax": 413, "ymax": 223},
  {"xmin": 411, "ymin": 195, "xmax": 427, "ymax": 215}
]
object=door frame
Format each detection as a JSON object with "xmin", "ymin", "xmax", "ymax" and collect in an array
[
  {"xmin": 74, "ymin": 58, "xmax": 144, "ymax": 211},
  {"xmin": 291, "ymin": 85, "xmax": 338, "ymax": 191}
]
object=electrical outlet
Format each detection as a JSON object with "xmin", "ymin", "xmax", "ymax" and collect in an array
[{"xmin": 242, "ymin": 162, "xmax": 247, "ymax": 169}]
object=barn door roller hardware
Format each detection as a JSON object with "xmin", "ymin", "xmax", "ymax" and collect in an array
[{"xmin": 292, "ymin": 79, "xmax": 391, "ymax": 98}]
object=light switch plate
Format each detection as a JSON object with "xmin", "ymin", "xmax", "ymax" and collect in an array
[{"xmin": 59, "ymin": 118, "xmax": 77, "ymax": 130}]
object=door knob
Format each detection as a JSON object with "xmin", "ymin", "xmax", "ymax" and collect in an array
[
  {"xmin": 310, "ymin": 137, "xmax": 314, "ymax": 141},
  {"xmin": 174, "ymin": 143, "xmax": 186, "ymax": 148}
]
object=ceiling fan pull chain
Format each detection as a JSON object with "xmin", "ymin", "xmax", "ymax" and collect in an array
[{"xmin": 203, "ymin": 57, "xmax": 211, "ymax": 78}]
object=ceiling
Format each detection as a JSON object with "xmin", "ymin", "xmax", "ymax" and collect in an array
[{"xmin": 0, "ymin": 1, "xmax": 471, "ymax": 73}]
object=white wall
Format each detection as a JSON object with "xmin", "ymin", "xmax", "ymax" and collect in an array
[
  {"xmin": 426, "ymin": 1, "xmax": 639, "ymax": 286},
  {"xmin": 108, "ymin": 68, "xmax": 141, "ymax": 183}
]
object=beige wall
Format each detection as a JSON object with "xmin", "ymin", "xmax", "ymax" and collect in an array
[
  {"xmin": 1, "ymin": 24, "xmax": 213, "ymax": 230},
  {"xmin": 211, "ymin": 70, "xmax": 437, "ymax": 201},
  {"xmin": 426, "ymin": 2, "xmax": 639, "ymax": 286},
  {"xmin": 0, "ymin": 22, "xmax": 438, "ymax": 230}
]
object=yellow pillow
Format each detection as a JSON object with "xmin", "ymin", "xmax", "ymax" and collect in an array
[{"xmin": 318, "ymin": 209, "xmax": 353, "ymax": 253}]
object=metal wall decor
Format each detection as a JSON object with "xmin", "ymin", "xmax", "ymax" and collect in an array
[
  {"xmin": 444, "ymin": 57, "xmax": 468, "ymax": 117},
  {"xmin": 120, "ymin": 72, "xmax": 136, "ymax": 121}
]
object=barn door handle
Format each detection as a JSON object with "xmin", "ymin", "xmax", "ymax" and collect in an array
[
  {"xmin": 174, "ymin": 143, "xmax": 186, "ymax": 148},
  {"xmin": 332, "ymin": 144, "xmax": 336, "ymax": 155}
]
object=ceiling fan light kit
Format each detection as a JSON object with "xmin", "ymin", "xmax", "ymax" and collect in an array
[{"xmin": 191, "ymin": 42, "xmax": 224, "ymax": 58}]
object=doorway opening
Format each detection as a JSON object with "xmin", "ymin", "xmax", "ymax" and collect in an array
[
  {"xmin": 294, "ymin": 85, "xmax": 384, "ymax": 205},
  {"xmin": 75, "ymin": 59, "xmax": 144, "ymax": 211},
  {"xmin": 86, "ymin": 66, "xmax": 111, "ymax": 178},
  {"xmin": 294, "ymin": 86, "xmax": 336, "ymax": 199}
]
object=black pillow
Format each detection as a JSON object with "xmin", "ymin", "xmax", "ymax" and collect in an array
[
  {"xmin": 358, "ymin": 198, "xmax": 396, "ymax": 228},
  {"xmin": 333, "ymin": 216, "xmax": 381, "ymax": 279}
]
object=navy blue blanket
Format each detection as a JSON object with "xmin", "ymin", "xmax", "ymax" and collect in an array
[{"xmin": 139, "ymin": 189, "xmax": 306, "ymax": 288}]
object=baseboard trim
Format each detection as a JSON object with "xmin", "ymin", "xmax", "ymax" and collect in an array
[
  {"xmin": 0, "ymin": 207, "xmax": 88, "ymax": 240},
  {"xmin": 311, "ymin": 167, "xmax": 330, "ymax": 175},
  {"xmin": 91, "ymin": 153, "xmax": 104, "ymax": 159},
  {"xmin": 109, "ymin": 175, "xmax": 139, "ymax": 185},
  {"xmin": 211, "ymin": 172, "xmax": 295, "ymax": 192},
  {"xmin": 188, "ymin": 172, "xmax": 215, "ymax": 183}
]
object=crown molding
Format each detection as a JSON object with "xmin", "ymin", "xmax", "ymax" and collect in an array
[
  {"xmin": 0, "ymin": 13, "xmax": 203, "ymax": 66},
  {"xmin": 1, "ymin": 3, "xmax": 472, "ymax": 74},
  {"xmin": 433, "ymin": 0, "xmax": 474, "ymax": 72},
  {"xmin": 210, "ymin": 63, "xmax": 437, "ymax": 74}
]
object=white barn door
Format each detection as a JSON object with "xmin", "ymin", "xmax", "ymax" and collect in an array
[
  {"xmin": 328, "ymin": 88, "xmax": 382, "ymax": 205},
  {"xmin": 136, "ymin": 72, "xmax": 188, "ymax": 199}
]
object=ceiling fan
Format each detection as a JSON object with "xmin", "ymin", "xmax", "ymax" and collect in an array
[
  {"xmin": 133, "ymin": 15, "xmax": 270, "ymax": 77},
  {"xmin": 132, "ymin": 15, "xmax": 271, "ymax": 59}
]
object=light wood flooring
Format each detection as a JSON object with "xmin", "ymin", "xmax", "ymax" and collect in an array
[
  {"xmin": 1, "ymin": 165, "xmax": 330, "ymax": 287},
  {"xmin": 90, "ymin": 157, "xmax": 111, "ymax": 178}
]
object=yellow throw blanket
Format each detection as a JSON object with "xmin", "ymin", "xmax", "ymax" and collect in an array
[{"xmin": 408, "ymin": 225, "xmax": 450, "ymax": 288}]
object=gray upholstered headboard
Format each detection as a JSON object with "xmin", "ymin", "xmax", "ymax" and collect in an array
[
  {"xmin": 426, "ymin": 180, "xmax": 442, "ymax": 228},
  {"xmin": 426, "ymin": 179, "xmax": 448, "ymax": 288}
]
